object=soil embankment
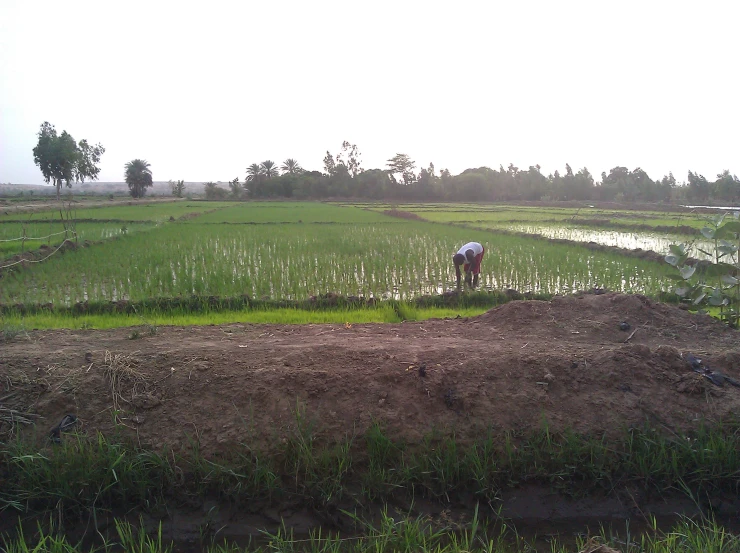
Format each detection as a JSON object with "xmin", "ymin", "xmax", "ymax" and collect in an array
[{"xmin": 3, "ymin": 293, "xmax": 739, "ymax": 454}]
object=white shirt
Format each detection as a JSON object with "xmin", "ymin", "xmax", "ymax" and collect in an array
[{"xmin": 457, "ymin": 242, "xmax": 483, "ymax": 257}]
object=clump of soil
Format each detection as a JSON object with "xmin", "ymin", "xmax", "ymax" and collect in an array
[
  {"xmin": 2, "ymin": 293, "xmax": 738, "ymax": 454},
  {"xmin": 383, "ymin": 209, "xmax": 425, "ymax": 221}
]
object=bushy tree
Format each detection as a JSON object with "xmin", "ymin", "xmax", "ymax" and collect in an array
[
  {"xmin": 124, "ymin": 159, "xmax": 153, "ymax": 198},
  {"xmin": 32, "ymin": 122, "xmax": 105, "ymax": 200},
  {"xmin": 387, "ymin": 153, "xmax": 416, "ymax": 185},
  {"xmin": 169, "ymin": 179, "xmax": 186, "ymax": 198},
  {"xmin": 204, "ymin": 182, "xmax": 228, "ymax": 200},
  {"xmin": 229, "ymin": 177, "xmax": 244, "ymax": 199}
]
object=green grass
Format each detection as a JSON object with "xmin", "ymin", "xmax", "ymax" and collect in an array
[
  {"xmin": 0, "ymin": 305, "xmax": 489, "ymax": 330},
  {"xmin": 187, "ymin": 202, "xmax": 401, "ymax": 224},
  {"xmin": 0, "ymin": 221, "xmax": 678, "ymax": 306},
  {"xmin": 3, "ymin": 418, "xmax": 740, "ymax": 551},
  {"xmin": 0, "ymin": 201, "xmax": 232, "ymax": 222},
  {"xmin": 1, "ymin": 305, "xmax": 491, "ymax": 330},
  {"xmin": 366, "ymin": 203, "xmax": 711, "ymax": 230}
]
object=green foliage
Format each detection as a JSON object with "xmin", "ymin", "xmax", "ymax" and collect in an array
[
  {"xmin": 280, "ymin": 158, "xmax": 302, "ymax": 175},
  {"xmin": 32, "ymin": 122, "xmax": 105, "ymax": 200},
  {"xmin": 204, "ymin": 182, "xmax": 229, "ymax": 201},
  {"xmin": 168, "ymin": 179, "xmax": 186, "ymax": 198},
  {"xmin": 228, "ymin": 177, "xmax": 243, "ymax": 199},
  {"xmin": 124, "ymin": 159, "xmax": 153, "ymax": 199},
  {"xmin": 386, "ymin": 153, "xmax": 417, "ymax": 185},
  {"xmin": 666, "ymin": 211, "xmax": 740, "ymax": 327}
]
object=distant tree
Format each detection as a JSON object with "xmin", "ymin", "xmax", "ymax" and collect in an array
[
  {"xmin": 260, "ymin": 160, "xmax": 279, "ymax": 178},
  {"xmin": 416, "ymin": 162, "xmax": 439, "ymax": 199},
  {"xmin": 687, "ymin": 171, "xmax": 710, "ymax": 202},
  {"xmin": 124, "ymin": 159, "xmax": 153, "ymax": 198},
  {"xmin": 169, "ymin": 179, "xmax": 186, "ymax": 198},
  {"xmin": 204, "ymin": 182, "xmax": 229, "ymax": 200},
  {"xmin": 387, "ymin": 153, "xmax": 416, "ymax": 185},
  {"xmin": 713, "ymin": 170, "xmax": 740, "ymax": 202},
  {"xmin": 229, "ymin": 177, "xmax": 244, "ymax": 199},
  {"xmin": 32, "ymin": 122, "xmax": 105, "ymax": 200},
  {"xmin": 322, "ymin": 151, "xmax": 336, "ymax": 176},
  {"xmin": 281, "ymin": 158, "xmax": 302, "ymax": 175},
  {"xmin": 246, "ymin": 163, "xmax": 262, "ymax": 182},
  {"xmin": 336, "ymin": 141, "xmax": 363, "ymax": 177}
]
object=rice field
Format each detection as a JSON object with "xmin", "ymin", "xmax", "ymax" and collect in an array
[
  {"xmin": 0, "ymin": 215, "xmax": 676, "ymax": 306},
  {"xmin": 189, "ymin": 202, "xmax": 399, "ymax": 224},
  {"xmin": 0, "ymin": 221, "xmax": 155, "ymax": 257},
  {"xmin": 345, "ymin": 203, "xmax": 734, "ymax": 259},
  {"xmin": 475, "ymin": 223, "xmax": 717, "ymax": 261},
  {"xmin": 0, "ymin": 201, "xmax": 232, "ymax": 222},
  {"xmin": 355, "ymin": 202, "xmax": 710, "ymax": 229}
]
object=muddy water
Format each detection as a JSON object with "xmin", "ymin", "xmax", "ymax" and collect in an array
[
  {"xmin": 503, "ymin": 224, "xmax": 718, "ymax": 261},
  {"xmin": 5, "ymin": 486, "xmax": 738, "ymax": 552}
]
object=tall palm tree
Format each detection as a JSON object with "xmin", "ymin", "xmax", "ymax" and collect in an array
[
  {"xmin": 124, "ymin": 159, "xmax": 153, "ymax": 198},
  {"xmin": 281, "ymin": 158, "xmax": 302, "ymax": 175},
  {"xmin": 260, "ymin": 160, "xmax": 279, "ymax": 178},
  {"xmin": 246, "ymin": 163, "xmax": 261, "ymax": 182}
]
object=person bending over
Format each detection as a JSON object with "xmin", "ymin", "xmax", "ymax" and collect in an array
[{"xmin": 453, "ymin": 241, "xmax": 484, "ymax": 289}]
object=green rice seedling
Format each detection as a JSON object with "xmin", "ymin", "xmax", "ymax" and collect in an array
[
  {"xmin": 186, "ymin": 202, "xmax": 400, "ymax": 224},
  {"xmin": 0, "ymin": 202, "xmax": 232, "ymax": 223},
  {"xmin": 0, "ymin": 222, "xmax": 155, "ymax": 258},
  {"xmin": 0, "ymin": 220, "xmax": 677, "ymax": 306},
  {"xmin": 1, "ymin": 520, "xmax": 92, "ymax": 553},
  {"xmin": 115, "ymin": 518, "xmax": 172, "ymax": 553}
]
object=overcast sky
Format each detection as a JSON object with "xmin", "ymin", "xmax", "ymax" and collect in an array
[{"xmin": 1, "ymin": 0, "xmax": 738, "ymax": 186}]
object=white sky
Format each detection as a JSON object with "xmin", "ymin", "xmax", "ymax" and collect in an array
[{"xmin": 1, "ymin": 0, "xmax": 738, "ymax": 186}]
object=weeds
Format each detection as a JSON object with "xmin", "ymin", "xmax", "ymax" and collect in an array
[
  {"xmin": 283, "ymin": 404, "xmax": 354, "ymax": 505},
  {"xmin": 2, "ymin": 512, "xmax": 739, "ymax": 552},
  {"xmin": 666, "ymin": 211, "xmax": 740, "ymax": 328},
  {"xmin": 1, "ymin": 321, "xmax": 29, "ymax": 342},
  {"xmin": 3, "ymin": 415, "xmax": 740, "ymax": 520}
]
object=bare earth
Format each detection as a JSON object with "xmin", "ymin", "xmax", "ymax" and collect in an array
[{"xmin": 3, "ymin": 293, "xmax": 739, "ymax": 453}]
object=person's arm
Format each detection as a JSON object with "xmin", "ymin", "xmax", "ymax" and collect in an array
[{"xmin": 455, "ymin": 263, "xmax": 462, "ymax": 288}]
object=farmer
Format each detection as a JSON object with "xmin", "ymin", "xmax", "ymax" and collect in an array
[{"xmin": 453, "ymin": 242, "xmax": 485, "ymax": 289}]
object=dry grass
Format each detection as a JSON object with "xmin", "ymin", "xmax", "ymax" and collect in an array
[
  {"xmin": 0, "ymin": 375, "xmax": 39, "ymax": 438},
  {"xmin": 578, "ymin": 539, "xmax": 623, "ymax": 553},
  {"xmin": 102, "ymin": 350, "xmax": 148, "ymax": 423}
]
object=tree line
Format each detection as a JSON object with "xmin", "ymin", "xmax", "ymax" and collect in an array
[
  {"xmin": 236, "ymin": 142, "xmax": 740, "ymax": 204},
  {"xmin": 31, "ymin": 124, "xmax": 740, "ymax": 204}
]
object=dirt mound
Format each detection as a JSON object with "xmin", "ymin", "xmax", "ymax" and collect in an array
[
  {"xmin": 382, "ymin": 209, "xmax": 425, "ymax": 220},
  {"xmin": 2, "ymin": 293, "xmax": 739, "ymax": 455}
]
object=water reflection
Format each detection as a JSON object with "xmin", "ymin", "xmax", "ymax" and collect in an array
[{"xmin": 503, "ymin": 225, "xmax": 716, "ymax": 261}]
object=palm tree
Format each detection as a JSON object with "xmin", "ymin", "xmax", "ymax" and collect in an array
[
  {"xmin": 281, "ymin": 158, "xmax": 302, "ymax": 175},
  {"xmin": 260, "ymin": 160, "xmax": 279, "ymax": 178},
  {"xmin": 246, "ymin": 163, "xmax": 261, "ymax": 182},
  {"xmin": 124, "ymin": 159, "xmax": 153, "ymax": 198}
]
